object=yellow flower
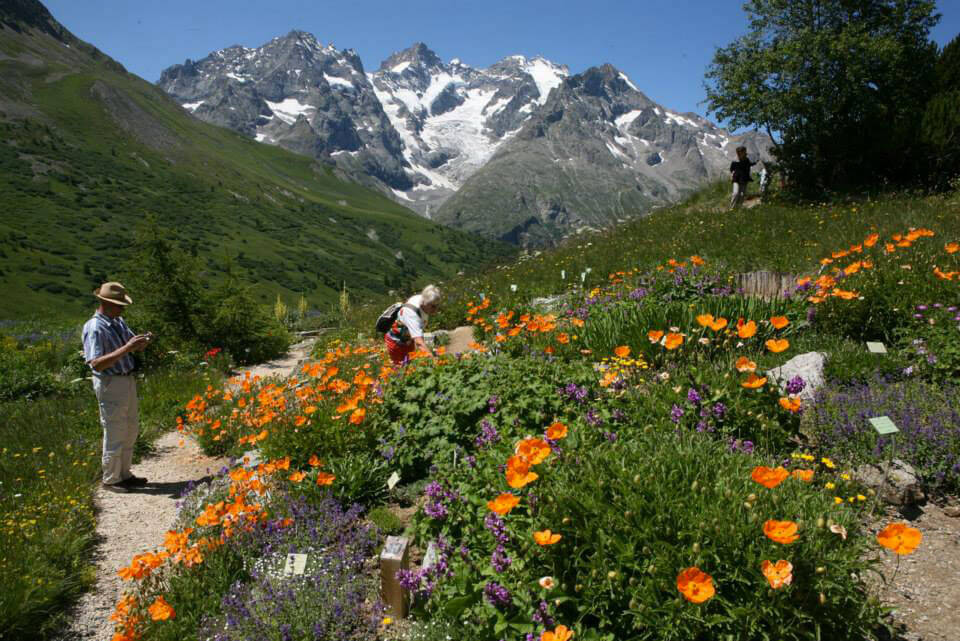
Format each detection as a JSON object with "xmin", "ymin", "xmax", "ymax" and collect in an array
[
  {"xmin": 800, "ymin": 454, "xmax": 815, "ymax": 461},
  {"xmin": 822, "ymin": 458, "xmax": 836, "ymax": 469},
  {"xmin": 834, "ymin": 497, "xmax": 843, "ymax": 504},
  {"xmin": 382, "ymin": 617, "xmax": 393, "ymax": 625},
  {"xmin": 825, "ymin": 482, "xmax": 836, "ymax": 490},
  {"xmin": 857, "ymin": 494, "xmax": 866, "ymax": 501},
  {"xmin": 840, "ymin": 473, "xmax": 851, "ymax": 480}
]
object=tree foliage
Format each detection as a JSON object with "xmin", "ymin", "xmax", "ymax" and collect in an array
[
  {"xmin": 705, "ymin": 0, "xmax": 940, "ymax": 194},
  {"xmin": 124, "ymin": 217, "xmax": 290, "ymax": 365},
  {"xmin": 921, "ymin": 33, "xmax": 960, "ymax": 184}
]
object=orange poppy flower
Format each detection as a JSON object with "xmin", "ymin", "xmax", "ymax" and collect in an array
[
  {"xmin": 533, "ymin": 529, "xmax": 562, "ymax": 545},
  {"xmin": 738, "ymin": 320, "xmax": 757, "ymax": 339},
  {"xmin": 571, "ymin": 318, "xmax": 585, "ymax": 327},
  {"xmin": 690, "ymin": 255, "xmax": 705, "ymax": 266},
  {"xmin": 778, "ymin": 397, "xmax": 802, "ymax": 413},
  {"xmin": 709, "ymin": 317, "xmax": 728, "ymax": 331},
  {"xmin": 614, "ymin": 345, "xmax": 631, "ymax": 358},
  {"xmin": 545, "ymin": 422, "xmax": 568, "ymax": 440},
  {"xmin": 765, "ymin": 338, "xmax": 789, "ymax": 353},
  {"xmin": 832, "ymin": 249, "xmax": 849, "ymax": 259},
  {"xmin": 696, "ymin": 314, "xmax": 715, "ymax": 328},
  {"xmin": 735, "ymin": 356, "xmax": 757, "ymax": 373},
  {"xmin": 315, "ymin": 472, "xmax": 336, "ymax": 486},
  {"xmin": 761, "ymin": 559, "xmax": 794, "ymax": 589},
  {"xmin": 349, "ymin": 408, "xmax": 366, "ymax": 425},
  {"xmin": 763, "ymin": 519, "xmax": 799, "ymax": 544},
  {"xmin": 796, "ymin": 276, "xmax": 811, "ymax": 286},
  {"xmin": 751, "ymin": 466, "xmax": 790, "ymax": 489},
  {"xmin": 556, "ymin": 333, "xmax": 570, "ymax": 344},
  {"xmin": 770, "ymin": 316, "xmax": 789, "ymax": 330},
  {"xmin": 495, "ymin": 334, "xmax": 508, "ymax": 343},
  {"xmin": 288, "ymin": 471, "xmax": 306, "ymax": 483},
  {"xmin": 946, "ymin": 242, "xmax": 960, "ymax": 254},
  {"xmin": 676, "ymin": 567, "xmax": 715, "ymax": 603},
  {"xmin": 508, "ymin": 326, "xmax": 523, "ymax": 337},
  {"xmin": 487, "ymin": 493, "xmax": 521, "ymax": 515},
  {"xmin": 506, "ymin": 457, "xmax": 539, "ymax": 489},
  {"xmin": 294, "ymin": 415, "xmax": 307, "ymax": 427},
  {"xmin": 742, "ymin": 373, "xmax": 767, "ymax": 389},
  {"xmin": 791, "ymin": 469, "xmax": 814, "ymax": 482},
  {"xmin": 864, "ymin": 232, "xmax": 879, "ymax": 247},
  {"xmin": 648, "ymin": 330, "xmax": 664, "ymax": 343},
  {"xmin": 148, "ymin": 596, "xmax": 175, "ymax": 621},
  {"xmin": 664, "ymin": 333, "xmax": 684, "ymax": 350},
  {"xmin": 516, "ymin": 438, "xmax": 552, "ymax": 465},
  {"xmin": 308, "ymin": 454, "xmax": 322, "ymax": 467},
  {"xmin": 876, "ymin": 523, "xmax": 922, "ymax": 555},
  {"xmin": 832, "ymin": 288, "xmax": 859, "ymax": 300},
  {"xmin": 540, "ymin": 625, "xmax": 574, "ymax": 641}
]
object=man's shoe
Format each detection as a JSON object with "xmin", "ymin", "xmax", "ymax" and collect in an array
[
  {"xmin": 123, "ymin": 474, "xmax": 148, "ymax": 487},
  {"xmin": 102, "ymin": 482, "xmax": 129, "ymax": 494}
]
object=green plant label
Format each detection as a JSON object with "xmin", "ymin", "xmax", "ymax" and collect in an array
[
  {"xmin": 387, "ymin": 471, "xmax": 401, "ymax": 490},
  {"xmin": 283, "ymin": 553, "xmax": 307, "ymax": 576},
  {"xmin": 869, "ymin": 416, "xmax": 899, "ymax": 435},
  {"xmin": 866, "ymin": 342, "xmax": 887, "ymax": 354}
]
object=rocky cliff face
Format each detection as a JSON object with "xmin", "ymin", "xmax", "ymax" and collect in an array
[{"xmin": 158, "ymin": 34, "xmax": 772, "ymax": 245}]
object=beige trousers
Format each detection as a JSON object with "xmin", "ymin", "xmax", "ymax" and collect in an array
[{"xmin": 93, "ymin": 375, "xmax": 139, "ymax": 485}]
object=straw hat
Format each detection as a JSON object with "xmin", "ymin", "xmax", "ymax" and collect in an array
[{"xmin": 93, "ymin": 282, "xmax": 133, "ymax": 306}]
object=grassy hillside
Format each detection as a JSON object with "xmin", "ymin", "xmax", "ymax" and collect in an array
[
  {"xmin": 0, "ymin": 12, "xmax": 512, "ymax": 320},
  {"xmin": 424, "ymin": 182, "xmax": 960, "ymax": 328}
]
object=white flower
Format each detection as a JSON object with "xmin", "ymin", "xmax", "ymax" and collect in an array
[
  {"xmin": 539, "ymin": 576, "xmax": 556, "ymax": 590},
  {"xmin": 510, "ymin": 284, "xmax": 517, "ymax": 292}
]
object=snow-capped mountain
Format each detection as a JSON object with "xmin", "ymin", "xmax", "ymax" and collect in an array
[
  {"xmin": 368, "ymin": 44, "xmax": 568, "ymax": 214},
  {"xmin": 157, "ymin": 32, "xmax": 771, "ymax": 245},
  {"xmin": 435, "ymin": 65, "xmax": 772, "ymax": 246}
]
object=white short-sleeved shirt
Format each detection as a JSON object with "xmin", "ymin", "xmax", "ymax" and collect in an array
[{"xmin": 398, "ymin": 294, "xmax": 428, "ymax": 339}]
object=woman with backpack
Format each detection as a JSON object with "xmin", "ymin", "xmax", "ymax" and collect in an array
[{"xmin": 381, "ymin": 285, "xmax": 442, "ymax": 365}]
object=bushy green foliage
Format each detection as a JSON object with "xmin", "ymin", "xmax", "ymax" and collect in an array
[
  {"xmin": 412, "ymin": 428, "xmax": 883, "ymax": 641},
  {"xmin": 705, "ymin": 0, "xmax": 940, "ymax": 194},
  {"xmin": 372, "ymin": 355, "xmax": 595, "ymax": 481}
]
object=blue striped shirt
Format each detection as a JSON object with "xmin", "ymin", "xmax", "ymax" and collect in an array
[{"xmin": 82, "ymin": 312, "xmax": 136, "ymax": 376}]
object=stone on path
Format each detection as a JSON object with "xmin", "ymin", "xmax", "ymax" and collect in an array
[
  {"xmin": 766, "ymin": 351, "xmax": 826, "ymax": 402},
  {"xmin": 854, "ymin": 458, "xmax": 925, "ymax": 506}
]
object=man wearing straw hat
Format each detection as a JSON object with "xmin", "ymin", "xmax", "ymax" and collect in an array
[{"xmin": 82, "ymin": 282, "xmax": 153, "ymax": 493}]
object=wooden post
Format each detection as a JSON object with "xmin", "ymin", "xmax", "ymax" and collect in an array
[{"xmin": 380, "ymin": 536, "xmax": 409, "ymax": 618}]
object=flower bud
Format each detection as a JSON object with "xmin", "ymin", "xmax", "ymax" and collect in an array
[
  {"xmin": 819, "ymin": 592, "xmax": 827, "ymax": 605},
  {"xmin": 747, "ymin": 493, "xmax": 757, "ymax": 502},
  {"xmin": 575, "ymin": 584, "xmax": 583, "ymax": 592},
  {"xmin": 744, "ymin": 501, "xmax": 753, "ymax": 510},
  {"xmin": 816, "ymin": 517, "xmax": 826, "ymax": 529},
  {"xmin": 692, "ymin": 542, "xmax": 700, "ymax": 554},
  {"xmin": 633, "ymin": 474, "xmax": 642, "ymax": 484},
  {"xmin": 562, "ymin": 516, "xmax": 571, "ymax": 525},
  {"xmin": 816, "ymin": 566, "xmax": 826, "ymax": 574},
  {"xmin": 691, "ymin": 481, "xmax": 699, "ymax": 492},
  {"xmin": 607, "ymin": 571, "xmax": 618, "ymax": 580},
  {"xmin": 624, "ymin": 511, "xmax": 633, "ymax": 519}
]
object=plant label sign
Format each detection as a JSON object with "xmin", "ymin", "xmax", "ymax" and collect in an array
[
  {"xmin": 283, "ymin": 553, "xmax": 307, "ymax": 576},
  {"xmin": 869, "ymin": 416, "xmax": 900, "ymax": 436},
  {"xmin": 866, "ymin": 342, "xmax": 887, "ymax": 354},
  {"xmin": 387, "ymin": 471, "xmax": 401, "ymax": 490}
]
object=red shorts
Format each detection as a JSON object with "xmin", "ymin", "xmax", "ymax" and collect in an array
[{"xmin": 385, "ymin": 334, "xmax": 414, "ymax": 365}]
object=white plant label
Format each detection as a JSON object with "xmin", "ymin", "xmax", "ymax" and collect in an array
[
  {"xmin": 283, "ymin": 553, "xmax": 307, "ymax": 576},
  {"xmin": 387, "ymin": 471, "xmax": 401, "ymax": 490}
]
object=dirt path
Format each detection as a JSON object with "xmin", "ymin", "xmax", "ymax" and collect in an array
[
  {"xmin": 874, "ymin": 502, "xmax": 960, "ymax": 640},
  {"xmin": 61, "ymin": 339, "xmax": 315, "ymax": 641}
]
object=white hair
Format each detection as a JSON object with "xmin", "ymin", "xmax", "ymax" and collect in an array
[{"xmin": 421, "ymin": 284, "xmax": 442, "ymax": 306}]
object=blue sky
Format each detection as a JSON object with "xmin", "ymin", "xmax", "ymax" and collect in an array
[{"xmin": 45, "ymin": 0, "xmax": 959, "ymax": 119}]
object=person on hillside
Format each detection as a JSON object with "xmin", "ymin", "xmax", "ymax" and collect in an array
[
  {"xmin": 729, "ymin": 146, "xmax": 758, "ymax": 210},
  {"xmin": 82, "ymin": 282, "xmax": 153, "ymax": 493},
  {"xmin": 759, "ymin": 164, "xmax": 770, "ymax": 197},
  {"xmin": 384, "ymin": 285, "xmax": 442, "ymax": 365}
]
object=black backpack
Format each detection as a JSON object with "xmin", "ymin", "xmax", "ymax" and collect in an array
[{"xmin": 375, "ymin": 302, "xmax": 421, "ymax": 335}]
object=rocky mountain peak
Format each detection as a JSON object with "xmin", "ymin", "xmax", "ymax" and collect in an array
[
  {"xmin": 379, "ymin": 42, "xmax": 443, "ymax": 73},
  {"xmin": 0, "ymin": 0, "xmax": 65, "ymax": 39}
]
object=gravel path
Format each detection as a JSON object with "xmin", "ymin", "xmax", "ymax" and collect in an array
[
  {"xmin": 874, "ymin": 502, "xmax": 960, "ymax": 641},
  {"xmin": 60, "ymin": 432, "xmax": 229, "ymax": 641},
  {"xmin": 60, "ymin": 340, "xmax": 315, "ymax": 641}
]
